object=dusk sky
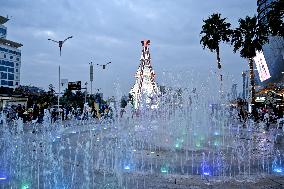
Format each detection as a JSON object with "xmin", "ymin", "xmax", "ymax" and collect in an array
[{"xmin": 0, "ymin": 0, "xmax": 257, "ymax": 97}]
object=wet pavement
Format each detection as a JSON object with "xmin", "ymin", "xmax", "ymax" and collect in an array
[{"xmin": 0, "ymin": 118, "xmax": 284, "ymax": 189}]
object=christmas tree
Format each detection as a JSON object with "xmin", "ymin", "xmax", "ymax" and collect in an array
[{"xmin": 129, "ymin": 40, "xmax": 160, "ymax": 109}]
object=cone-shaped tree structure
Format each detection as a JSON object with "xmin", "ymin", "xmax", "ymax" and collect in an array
[{"xmin": 129, "ymin": 40, "xmax": 160, "ymax": 109}]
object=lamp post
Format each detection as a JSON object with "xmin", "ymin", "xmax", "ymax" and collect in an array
[
  {"xmin": 89, "ymin": 62, "xmax": 94, "ymax": 96},
  {"xmin": 96, "ymin": 62, "xmax": 111, "ymax": 69},
  {"xmin": 84, "ymin": 82, "xmax": 88, "ymax": 104},
  {"xmin": 96, "ymin": 61, "xmax": 111, "ymax": 95},
  {"xmin": 48, "ymin": 36, "xmax": 73, "ymax": 116}
]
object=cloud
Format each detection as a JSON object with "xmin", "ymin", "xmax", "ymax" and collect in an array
[
  {"xmin": 32, "ymin": 29, "xmax": 56, "ymax": 38},
  {"xmin": 94, "ymin": 35, "xmax": 124, "ymax": 45},
  {"xmin": 0, "ymin": 0, "xmax": 256, "ymax": 96}
]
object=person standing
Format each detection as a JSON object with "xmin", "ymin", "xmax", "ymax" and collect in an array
[{"xmin": 264, "ymin": 111, "xmax": 270, "ymax": 130}]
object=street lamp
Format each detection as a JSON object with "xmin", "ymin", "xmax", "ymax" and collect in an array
[
  {"xmin": 84, "ymin": 82, "xmax": 88, "ymax": 104},
  {"xmin": 97, "ymin": 62, "xmax": 111, "ymax": 69},
  {"xmin": 48, "ymin": 36, "xmax": 73, "ymax": 56},
  {"xmin": 48, "ymin": 36, "xmax": 73, "ymax": 117},
  {"xmin": 96, "ymin": 61, "xmax": 111, "ymax": 96}
]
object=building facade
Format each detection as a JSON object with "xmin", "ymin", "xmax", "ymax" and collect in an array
[
  {"xmin": 0, "ymin": 16, "xmax": 22, "ymax": 89},
  {"xmin": 256, "ymin": 0, "xmax": 284, "ymax": 85}
]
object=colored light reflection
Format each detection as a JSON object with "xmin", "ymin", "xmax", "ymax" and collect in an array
[
  {"xmin": 175, "ymin": 143, "xmax": 180, "ymax": 148},
  {"xmin": 203, "ymin": 172, "xmax": 210, "ymax": 176},
  {"xmin": 0, "ymin": 171, "xmax": 7, "ymax": 181},
  {"xmin": 273, "ymin": 167, "xmax": 283, "ymax": 173},
  {"xmin": 175, "ymin": 138, "xmax": 184, "ymax": 149},
  {"xmin": 195, "ymin": 141, "xmax": 201, "ymax": 147},
  {"xmin": 124, "ymin": 165, "xmax": 130, "ymax": 170},
  {"xmin": 201, "ymin": 159, "xmax": 211, "ymax": 176},
  {"xmin": 160, "ymin": 165, "xmax": 169, "ymax": 173},
  {"xmin": 21, "ymin": 182, "xmax": 30, "ymax": 189},
  {"xmin": 0, "ymin": 176, "xmax": 7, "ymax": 180},
  {"xmin": 213, "ymin": 140, "xmax": 220, "ymax": 146},
  {"xmin": 214, "ymin": 131, "xmax": 219, "ymax": 136}
]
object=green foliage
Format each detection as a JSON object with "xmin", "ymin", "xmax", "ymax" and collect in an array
[
  {"xmin": 231, "ymin": 16, "xmax": 269, "ymax": 59},
  {"xmin": 200, "ymin": 13, "xmax": 232, "ymax": 69},
  {"xmin": 61, "ymin": 89, "xmax": 84, "ymax": 109},
  {"xmin": 200, "ymin": 13, "xmax": 232, "ymax": 51}
]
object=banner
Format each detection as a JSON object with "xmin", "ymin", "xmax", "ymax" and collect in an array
[{"xmin": 253, "ymin": 50, "xmax": 271, "ymax": 82}]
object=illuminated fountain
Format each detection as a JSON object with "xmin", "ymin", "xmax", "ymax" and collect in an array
[{"xmin": 0, "ymin": 43, "xmax": 283, "ymax": 188}]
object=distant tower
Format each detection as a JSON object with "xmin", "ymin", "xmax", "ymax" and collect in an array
[{"xmin": 129, "ymin": 40, "xmax": 160, "ymax": 109}]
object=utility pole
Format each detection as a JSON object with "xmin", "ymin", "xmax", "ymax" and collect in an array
[
  {"xmin": 48, "ymin": 36, "xmax": 73, "ymax": 119},
  {"xmin": 58, "ymin": 66, "xmax": 61, "ymax": 111},
  {"xmin": 90, "ymin": 62, "xmax": 94, "ymax": 96},
  {"xmin": 84, "ymin": 82, "xmax": 88, "ymax": 104}
]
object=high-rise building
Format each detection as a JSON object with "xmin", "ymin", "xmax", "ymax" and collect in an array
[
  {"xmin": 0, "ymin": 15, "xmax": 22, "ymax": 89},
  {"xmin": 256, "ymin": 0, "xmax": 284, "ymax": 85}
]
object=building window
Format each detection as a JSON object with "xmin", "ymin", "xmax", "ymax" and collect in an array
[
  {"xmin": 8, "ymin": 68, "xmax": 14, "ymax": 73},
  {"xmin": 16, "ymin": 63, "xmax": 19, "ymax": 66},
  {"xmin": 16, "ymin": 69, "xmax": 18, "ymax": 72},
  {"xmin": 1, "ymin": 80, "xmax": 7, "ymax": 85},
  {"xmin": 4, "ymin": 54, "xmax": 6, "ymax": 58},
  {"xmin": 16, "ymin": 58, "xmax": 19, "ymax": 61},
  {"xmin": 8, "ymin": 74, "xmax": 14, "ymax": 80},
  {"xmin": 0, "ymin": 28, "xmax": 6, "ymax": 36},
  {"xmin": 8, "ymin": 81, "xmax": 13, "ymax": 86},
  {"xmin": 1, "ymin": 72, "xmax": 7, "ymax": 79},
  {"xmin": 10, "ymin": 56, "xmax": 13, "ymax": 60},
  {"xmin": 15, "ymin": 82, "xmax": 18, "ymax": 85},
  {"xmin": 0, "ymin": 66, "xmax": 7, "ymax": 72}
]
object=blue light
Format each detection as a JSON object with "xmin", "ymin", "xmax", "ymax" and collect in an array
[
  {"xmin": 273, "ymin": 167, "xmax": 283, "ymax": 173},
  {"xmin": 0, "ymin": 172, "xmax": 7, "ymax": 181},
  {"xmin": 0, "ymin": 176, "xmax": 7, "ymax": 180},
  {"xmin": 124, "ymin": 165, "xmax": 130, "ymax": 170},
  {"xmin": 203, "ymin": 172, "xmax": 210, "ymax": 176}
]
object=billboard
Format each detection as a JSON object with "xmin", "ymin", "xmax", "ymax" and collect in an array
[
  {"xmin": 68, "ymin": 81, "xmax": 81, "ymax": 90},
  {"xmin": 253, "ymin": 50, "xmax": 271, "ymax": 82}
]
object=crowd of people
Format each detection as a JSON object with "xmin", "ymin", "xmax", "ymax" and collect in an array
[
  {"xmin": 232, "ymin": 104, "xmax": 284, "ymax": 130},
  {"xmin": 0, "ymin": 102, "xmax": 114, "ymax": 124}
]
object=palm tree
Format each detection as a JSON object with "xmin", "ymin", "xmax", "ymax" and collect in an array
[
  {"xmin": 231, "ymin": 16, "xmax": 269, "ymax": 104},
  {"xmin": 200, "ymin": 13, "xmax": 232, "ymax": 73},
  {"xmin": 266, "ymin": 0, "xmax": 284, "ymax": 37}
]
